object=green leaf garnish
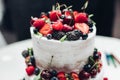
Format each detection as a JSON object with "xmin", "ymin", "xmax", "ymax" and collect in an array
[
  {"xmin": 81, "ymin": 0, "xmax": 89, "ymax": 11},
  {"xmin": 60, "ymin": 35, "xmax": 67, "ymax": 42}
]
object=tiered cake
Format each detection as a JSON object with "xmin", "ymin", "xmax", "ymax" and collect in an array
[{"xmin": 21, "ymin": 3, "xmax": 104, "ymax": 80}]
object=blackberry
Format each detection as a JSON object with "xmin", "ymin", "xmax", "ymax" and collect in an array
[
  {"xmin": 22, "ymin": 50, "xmax": 29, "ymax": 58},
  {"xmin": 82, "ymin": 34, "xmax": 88, "ymax": 40},
  {"xmin": 74, "ymin": 30, "xmax": 83, "ymax": 37},
  {"xmin": 66, "ymin": 31, "xmax": 80, "ymax": 41},
  {"xmin": 52, "ymin": 31, "xmax": 65, "ymax": 40},
  {"xmin": 89, "ymin": 27, "xmax": 93, "ymax": 32}
]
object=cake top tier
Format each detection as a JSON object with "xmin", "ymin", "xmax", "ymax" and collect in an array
[{"xmin": 30, "ymin": 3, "xmax": 95, "ymax": 41}]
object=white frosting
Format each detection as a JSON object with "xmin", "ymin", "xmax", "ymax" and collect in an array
[{"xmin": 30, "ymin": 26, "xmax": 96, "ymax": 72}]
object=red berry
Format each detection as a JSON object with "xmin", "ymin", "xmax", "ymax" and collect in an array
[
  {"xmin": 74, "ymin": 23, "xmax": 89, "ymax": 34},
  {"xmin": 25, "ymin": 66, "xmax": 35, "ymax": 76},
  {"xmin": 90, "ymin": 68, "xmax": 97, "ymax": 78},
  {"xmin": 30, "ymin": 17, "xmax": 38, "ymax": 25},
  {"xmin": 40, "ymin": 23, "xmax": 52, "ymax": 36},
  {"xmin": 41, "ymin": 70, "xmax": 51, "ymax": 79},
  {"xmin": 52, "ymin": 21, "xmax": 63, "ymax": 31},
  {"xmin": 75, "ymin": 13, "xmax": 88, "ymax": 23},
  {"xmin": 103, "ymin": 77, "xmax": 108, "ymax": 80},
  {"xmin": 65, "ymin": 11, "xmax": 71, "ymax": 17},
  {"xmin": 33, "ymin": 18, "xmax": 45, "ymax": 29},
  {"xmin": 73, "ymin": 11, "xmax": 79, "ymax": 17},
  {"xmin": 57, "ymin": 72, "xmax": 66, "ymax": 79},
  {"xmin": 71, "ymin": 72, "xmax": 79, "ymax": 80},
  {"xmin": 49, "ymin": 10, "xmax": 61, "ymax": 21},
  {"xmin": 62, "ymin": 24, "xmax": 73, "ymax": 32}
]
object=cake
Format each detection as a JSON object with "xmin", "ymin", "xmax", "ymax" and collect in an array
[{"xmin": 21, "ymin": 2, "xmax": 104, "ymax": 80}]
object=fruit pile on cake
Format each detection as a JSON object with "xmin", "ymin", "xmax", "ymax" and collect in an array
[{"xmin": 21, "ymin": 3, "xmax": 104, "ymax": 80}]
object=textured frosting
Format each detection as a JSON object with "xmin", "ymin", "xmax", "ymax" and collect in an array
[{"xmin": 30, "ymin": 26, "xmax": 96, "ymax": 72}]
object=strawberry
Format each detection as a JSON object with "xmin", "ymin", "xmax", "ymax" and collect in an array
[
  {"xmin": 71, "ymin": 72, "xmax": 79, "ymax": 80},
  {"xmin": 52, "ymin": 21, "xmax": 63, "ymax": 31},
  {"xmin": 49, "ymin": 10, "xmax": 61, "ymax": 21},
  {"xmin": 74, "ymin": 13, "xmax": 88, "ymax": 23},
  {"xmin": 73, "ymin": 11, "xmax": 79, "ymax": 17},
  {"xmin": 33, "ymin": 18, "xmax": 45, "ymax": 29},
  {"xmin": 62, "ymin": 24, "xmax": 73, "ymax": 32},
  {"xmin": 74, "ymin": 23, "xmax": 89, "ymax": 34},
  {"xmin": 30, "ymin": 17, "xmax": 38, "ymax": 25},
  {"xmin": 25, "ymin": 66, "xmax": 35, "ymax": 76},
  {"xmin": 40, "ymin": 23, "xmax": 52, "ymax": 36}
]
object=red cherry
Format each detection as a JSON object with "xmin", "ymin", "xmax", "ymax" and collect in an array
[
  {"xmin": 79, "ymin": 70, "xmax": 90, "ymax": 79},
  {"xmin": 40, "ymin": 23, "xmax": 52, "ymax": 36},
  {"xmin": 49, "ymin": 10, "xmax": 61, "ymax": 21},
  {"xmin": 90, "ymin": 68, "xmax": 97, "ymax": 78},
  {"xmin": 57, "ymin": 72, "xmax": 66, "ymax": 79},
  {"xmin": 103, "ymin": 77, "xmax": 108, "ymax": 80},
  {"xmin": 33, "ymin": 18, "xmax": 45, "ymax": 29},
  {"xmin": 62, "ymin": 24, "xmax": 73, "ymax": 32},
  {"xmin": 52, "ymin": 21, "xmax": 63, "ymax": 31},
  {"xmin": 75, "ymin": 13, "xmax": 88, "ymax": 23},
  {"xmin": 25, "ymin": 66, "xmax": 35, "ymax": 76},
  {"xmin": 74, "ymin": 23, "xmax": 89, "ymax": 34}
]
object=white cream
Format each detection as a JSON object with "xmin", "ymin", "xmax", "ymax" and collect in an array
[{"xmin": 30, "ymin": 26, "xmax": 96, "ymax": 72}]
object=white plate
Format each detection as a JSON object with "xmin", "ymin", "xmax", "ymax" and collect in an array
[{"xmin": 0, "ymin": 36, "xmax": 120, "ymax": 80}]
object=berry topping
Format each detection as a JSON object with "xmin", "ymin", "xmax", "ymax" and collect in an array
[
  {"xmin": 74, "ymin": 13, "xmax": 88, "ymax": 23},
  {"xmin": 79, "ymin": 70, "xmax": 90, "ymax": 79},
  {"xmin": 90, "ymin": 68, "xmax": 97, "ymax": 78},
  {"xmin": 49, "ymin": 10, "xmax": 62, "ymax": 21},
  {"xmin": 30, "ymin": 56, "xmax": 36, "ymax": 67},
  {"xmin": 74, "ymin": 23, "xmax": 89, "ymax": 34},
  {"xmin": 71, "ymin": 72, "xmax": 79, "ymax": 80},
  {"xmin": 52, "ymin": 31, "xmax": 65, "ymax": 40},
  {"xmin": 41, "ymin": 70, "xmax": 52, "ymax": 79},
  {"xmin": 49, "ymin": 69, "xmax": 58, "ymax": 77},
  {"xmin": 39, "ymin": 23, "xmax": 52, "ymax": 36},
  {"xmin": 83, "ymin": 64, "xmax": 92, "ymax": 72},
  {"xmin": 22, "ymin": 50, "xmax": 29, "ymax": 58},
  {"xmin": 46, "ymin": 34, "xmax": 53, "ymax": 39},
  {"xmin": 33, "ymin": 18, "xmax": 45, "ymax": 29},
  {"xmin": 26, "ymin": 66, "xmax": 35, "ymax": 76},
  {"xmin": 57, "ymin": 72, "xmax": 66, "ymax": 80},
  {"xmin": 34, "ymin": 67, "xmax": 40, "ymax": 75},
  {"xmin": 51, "ymin": 77, "xmax": 59, "ymax": 80},
  {"xmin": 62, "ymin": 24, "xmax": 73, "ymax": 32},
  {"xmin": 82, "ymin": 34, "xmax": 88, "ymax": 40},
  {"xmin": 52, "ymin": 21, "xmax": 63, "ymax": 31},
  {"xmin": 93, "ymin": 52, "xmax": 101, "ymax": 60},
  {"xmin": 66, "ymin": 31, "xmax": 80, "ymax": 41}
]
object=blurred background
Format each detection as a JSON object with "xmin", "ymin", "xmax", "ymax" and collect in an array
[{"xmin": 0, "ymin": 0, "xmax": 120, "ymax": 47}]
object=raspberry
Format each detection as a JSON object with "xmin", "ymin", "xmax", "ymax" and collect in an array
[
  {"xmin": 33, "ymin": 18, "xmax": 45, "ymax": 29},
  {"xmin": 25, "ymin": 66, "xmax": 35, "ymax": 76},
  {"xmin": 49, "ymin": 10, "xmax": 61, "ymax": 21}
]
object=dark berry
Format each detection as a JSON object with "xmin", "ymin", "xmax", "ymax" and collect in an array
[
  {"xmin": 83, "ymin": 64, "xmax": 92, "ymax": 72},
  {"xmin": 52, "ymin": 31, "xmax": 65, "ymax": 40},
  {"xmin": 33, "ymin": 28, "xmax": 38, "ymax": 34},
  {"xmin": 46, "ymin": 34, "xmax": 52, "ymax": 39},
  {"xmin": 41, "ymin": 70, "xmax": 51, "ymax": 79},
  {"xmin": 90, "ymin": 68, "xmax": 97, "ymax": 78},
  {"xmin": 89, "ymin": 27, "xmax": 93, "ymax": 32},
  {"xmin": 49, "ymin": 70, "xmax": 57, "ymax": 77},
  {"xmin": 79, "ymin": 70, "xmax": 90, "ymax": 79},
  {"xmin": 22, "ymin": 50, "xmax": 29, "ymax": 58},
  {"xmin": 82, "ymin": 34, "xmax": 88, "ymax": 40},
  {"xmin": 87, "ymin": 19, "xmax": 93, "ymax": 28},
  {"xmin": 93, "ymin": 52, "xmax": 101, "ymax": 60},
  {"xmin": 66, "ymin": 31, "xmax": 80, "ymax": 41},
  {"xmin": 30, "ymin": 56, "xmax": 36, "ymax": 67},
  {"xmin": 50, "ymin": 77, "xmax": 59, "ymax": 80},
  {"xmin": 34, "ymin": 67, "xmax": 40, "ymax": 75},
  {"xmin": 94, "ymin": 48, "xmax": 98, "ymax": 53},
  {"xmin": 74, "ymin": 30, "xmax": 83, "ymax": 37}
]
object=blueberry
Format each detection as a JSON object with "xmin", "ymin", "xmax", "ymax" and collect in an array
[
  {"xmin": 87, "ymin": 19, "xmax": 93, "ymax": 28},
  {"xmin": 83, "ymin": 64, "xmax": 92, "ymax": 72},
  {"xmin": 82, "ymin": 34, "xmax": 88, "ymax": 40},
  {"xmin": 93, "ymin": 52, "xmax": 100, "ymax": 60},
  {"xmin": 22, "ymin": 50, "xmax": 29, "ymax": 58},
  {"xmin": 30, "ymin": 56, "xmax": 36, "ymax": 67},
  {"xmin": 34, "ymin": 67, "xmax": 40, "ymax": 75},
  {"xmin": 46, "ymin": 34, "xmax": 52, "ymax": 39},
  {"xmin": 50, "ymin": 77, "xmax": 58, "ymax": 80},
  {"xmin": 49, "ymin": 70, "xmax": 57, "ymax": 77},
  {"xmin": 33, "ymin": 28, "xmax": 38, "ymax": 34},
  {"xmin": 89, "ymin": 27, "xmax": 93, "ymax": 32}
]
